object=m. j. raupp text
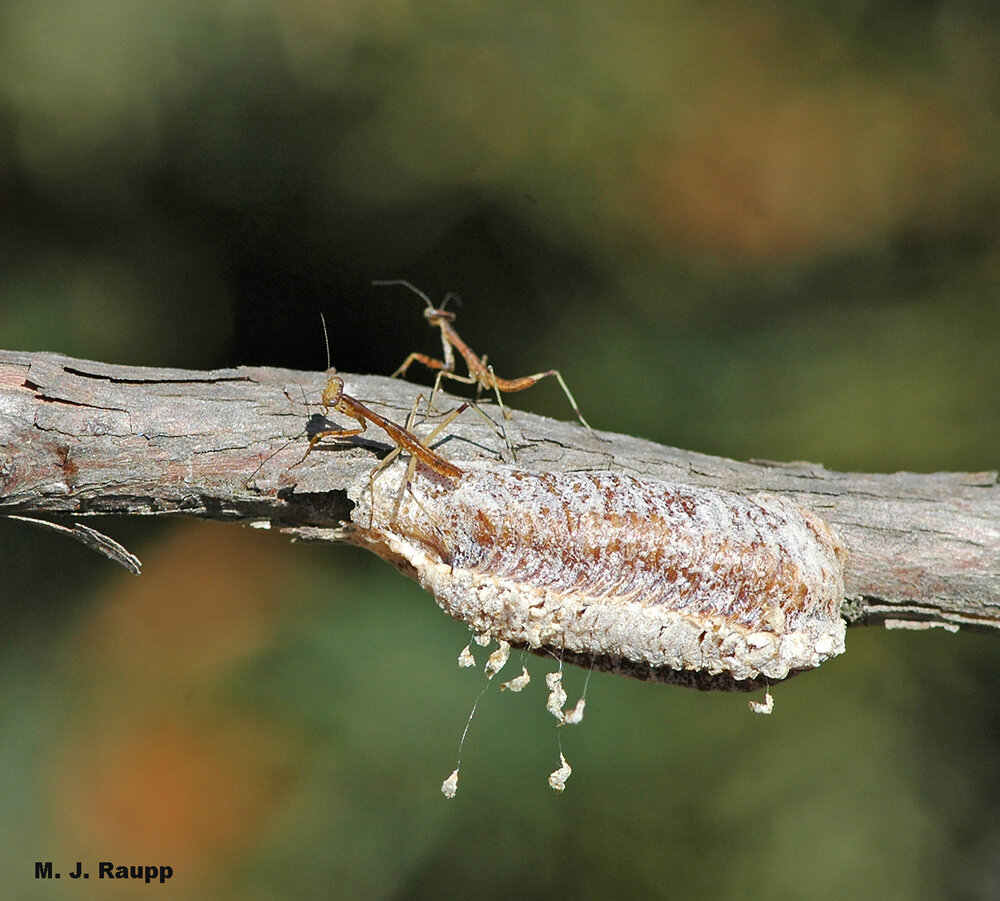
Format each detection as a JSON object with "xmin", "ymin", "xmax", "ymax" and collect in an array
[{"xmin": 35, "ymin": 861, "xmax": 173, "ymax": 883}]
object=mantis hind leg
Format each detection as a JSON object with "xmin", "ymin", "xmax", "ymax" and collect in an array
[
  {"xmin": 491, "ymin": 368, "xmax": 593, "ymax": 433},
  {"xmin": 368, "ymin": 395, "xmax": 472, "ymax": 527}
]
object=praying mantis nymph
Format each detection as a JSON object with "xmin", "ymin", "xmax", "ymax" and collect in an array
[
  {"xmin": 375, "ymin": 280, "xmax": 594, "ymax": 436},
  {"xmin": 301, "ymin": 374, "xmax": 471, "ymax": 527},
  {"xmin": 303, "ymin": 374, "xmax": 463, "ymax": 481},
  {"xmin": 245, "ymin": 310, "xmax": 469, "ymax": 493}
]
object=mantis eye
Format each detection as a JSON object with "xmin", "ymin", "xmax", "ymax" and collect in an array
[
  {"xmin": 320, "ymin": 376, "xmax": 344, "ymax": 407},
  {"xmin": 426, "ymin": 308, "xmax": 456, "ymax": 325}
]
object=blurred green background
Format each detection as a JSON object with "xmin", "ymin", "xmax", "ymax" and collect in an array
[{"xmin": 3, "ymin": 0, "xmax": 1000, "ymax": 898}]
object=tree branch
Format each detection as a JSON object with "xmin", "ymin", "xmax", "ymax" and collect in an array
[{"xmin": 3, "ymin": 350, "xmax": 998, "ymax": 640}]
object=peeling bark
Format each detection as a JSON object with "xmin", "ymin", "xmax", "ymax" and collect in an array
[{"xmin": 2, "ymin": 350, "xmax": 998, "ymax": 640}]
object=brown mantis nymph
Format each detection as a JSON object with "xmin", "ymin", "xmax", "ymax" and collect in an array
[
  {"xmin": 375, "ymin": 280, "xmax": 593, "ymax": 438},
  {"xmin": 303, "ymin": 374, "xmax": 464, "ymax": 481}
]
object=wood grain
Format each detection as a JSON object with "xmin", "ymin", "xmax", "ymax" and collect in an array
[{"xmin": 2, "ymin": 349, "xmax": 998, "ymax": 638}]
